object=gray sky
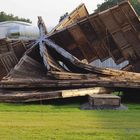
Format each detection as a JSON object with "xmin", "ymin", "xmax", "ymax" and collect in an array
[{"xmin": 0, "ymin": 0, "xmax": 105, "ymax": 27}]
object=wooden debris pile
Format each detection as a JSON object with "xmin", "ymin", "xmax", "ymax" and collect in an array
[{"xmin": 0, "ymin": 1, "xmax": 140, "ymax": 102}]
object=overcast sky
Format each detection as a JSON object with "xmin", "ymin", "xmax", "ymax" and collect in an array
[{"xmin": 0, "ymin": 0, "xmax": 105, "ymax": 27}]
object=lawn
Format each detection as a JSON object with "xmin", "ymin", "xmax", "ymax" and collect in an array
[{"xmin": 0, "ymin": 102, "xmax": 140, "ymax": 140}]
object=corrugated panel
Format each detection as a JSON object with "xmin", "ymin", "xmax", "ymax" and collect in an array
[{"xmin": 91, "ymin": 58, "xmax": 129, "ymax": 70}]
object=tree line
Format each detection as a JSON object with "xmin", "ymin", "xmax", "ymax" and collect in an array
[
  {"xmin": 0, "ymin": 11, "xmax": 32, "ymax": 23},
  {"xmin": 95, "ymin": 0, "xmax": 140, "ymax": 16}
]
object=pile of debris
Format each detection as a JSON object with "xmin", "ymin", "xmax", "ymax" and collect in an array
[{"xmin": 0, "ymin": 1, "xmax": 140, "ymax": 104}]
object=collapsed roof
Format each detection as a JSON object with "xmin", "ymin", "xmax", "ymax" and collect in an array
[{"xmin": 49, "ymin": 1, "xmax": 140, "ymax": 72}]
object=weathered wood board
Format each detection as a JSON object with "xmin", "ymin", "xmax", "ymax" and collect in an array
[
  {"xmin": 0, "ymin": 87, "xmax": 111, "ymax": 103},
  {"xmin": 50, "ymin": 3, "xmax": 89, "ymax": 34},
  {"xmin": 89, "ymin": 94, "xmax": 120, "ymax": 107},
  {"xmin": 0, "ymin": 39, "xmax": 27, "ymax": 80}
]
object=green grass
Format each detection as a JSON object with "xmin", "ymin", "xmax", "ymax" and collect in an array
[{"xmin": 0, "ymin": 103, "xmax": 140, "ymax": 140}]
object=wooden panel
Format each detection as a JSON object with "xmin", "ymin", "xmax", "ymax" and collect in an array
[
  {"xmin": 91, "ymin": 41, "xmax": 109, "ymax": 62},
  {"xmin": 88, "ymin": 16, "xmax": 110, "ymax": 61},
  {"xmin": 0, "ymin": 60, "xmax": 7, "ymax": 80},
  {"xmin": 50, "ymin": 4, "xmax": 89, "ymax": 33},
  {"xmin": 79, "ymin": 20, "xmax": 109, "ymax": 61},
  {"xmin": 111, "ymin": 7, "xmax": 128, "ymax": 26},
  {"xmin": 78, "ymin": 4, "xmax": 89, "ymax": 17},
  {"xmin": 120, "ymin": 2, "xmax": 140, "ymax": 32},
  {"xmin": 0, "ymin": 39, "xmax": 28, "ymax": 80},
  {"xmin": 50, "ymin": 30, "xmax": 76, "ymax": 50},
  {"xmin": 50, "ymin": 30, "xmax": 85, "ymax": 60},
  {"xmin": 89, "ymin": 15, "xmax": 106, "ymax": 38},
  {"xmin": 99, "ymin": 3, "xmax": 140, "ymax": 62},
  {"xmin": 100, "ymin": 9, "xmax": 134, "ymax": 61},
  {"xmin": 79, "ymin": 20, "xmax": 108, "ymax": 60},
  {"xmin": 111, "ymin": 6, "xmax": 140, "ymax": 58},
  {"xmin": 12, "ymin": 41, "xmax": 26, "ymax": 60},
  {"xmin": 68, "ymin": 47, "xmax": 84, "ymax": 60},
  {"xmin": 0, "ymin": 39, "xmax": 11, "ymax": 54},
  {"xmin": 79, "ymin": 20, "xmax": 98, "ymax": 43},
  {"xmin": 68, "ymin": 25, "xmax": 97, "ymax": 62},
  {"xmin": 0, "ymin": 52, "xmax": 18, "ymax": 72},
  {"xmin": 99, "ymin": 11, "xmax": 120, "ymax": 33}
]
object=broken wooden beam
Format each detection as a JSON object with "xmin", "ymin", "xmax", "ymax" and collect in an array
[
  {"xmin": 0, "ymin": 87, "xmax": 111, "ymax": 103},
  {"xmin": 1, "ymin": 76, "xmax": 140, "ymax": 89}
]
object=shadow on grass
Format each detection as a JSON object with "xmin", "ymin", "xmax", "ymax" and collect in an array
[
  {"xmin": 7, "ymin": 89, "xmax": 140, "ymax": 106},
  {"xmin": 29, "ymin": 96, "xmax": 89, "ymax": 105},
  {"xmin": 121, "ymin": 89, "xmax": 140, "ymax": 103},
  {"xmin": 3, "ymin": 89, "xmax": 140, "ymax": 110}
]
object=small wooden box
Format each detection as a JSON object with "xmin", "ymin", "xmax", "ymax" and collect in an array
[{"xmin": 89, "ymin": 94, "xmax": 120, "ymax": 107}]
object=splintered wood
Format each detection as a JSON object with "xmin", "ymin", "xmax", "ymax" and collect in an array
[{"xmin": 0, "ymin": 1, "xmax": 140, "ymax": 102}]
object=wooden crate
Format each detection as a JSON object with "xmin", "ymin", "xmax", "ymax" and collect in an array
[{"xmin": 89, "ymin": 94, "xmax": 120, "ymax": 107}]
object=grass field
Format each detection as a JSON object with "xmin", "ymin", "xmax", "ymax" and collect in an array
[{"xmin": 0, "ymin": 102, "xmax": 140, "ymax": 140}]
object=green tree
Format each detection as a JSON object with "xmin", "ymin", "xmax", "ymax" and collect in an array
[
  {"xmin": 95, "ymin": 0, "xmax": 140, "ymax": 16},
  {"xmin": 0, "ymin": 11, "xmax": 32, "ymax": 23},
  {"xmin": 130, "ymin": 0, "xmax": 140, "ymax": 15},
  {"xmin": 59, "ymin": 12, "xmax": 69, "ymax": 22}
]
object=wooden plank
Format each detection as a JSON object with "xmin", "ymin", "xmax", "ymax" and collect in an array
[
  {"xmin": 0, "ymin": 87, "xmax": 111, "ymax": 103},
  {"xmin": 62, "ymin": 87, "xmax": 111, "ymax": 98},
  {"xmin": 0, "ymin": 90, "xmax": 61, "ymax": 103},
  {"xmin": 0, "ymin": 52, "xmax": 18, "ymax": 72},
  {"xmin": 50, "ymin": 3, "xmax": 89, "ymax": 33},
  {"xmin": 11, "ymin": 41, "xmax": 26, "ymax": 60},
  {"xmin": 49, "ymin": 30, "xmax": 85, "ymax": 60},
  {"xmin": 119, "ymin": 1, "xmax": 140, "ymax": 33},
  {"xmin": 1, "ymin": 74, "xmax": 140, "ymax": 89},
  {"xmin": 48, "ymin": 71, "xmax": 97, "ymax": 80}
]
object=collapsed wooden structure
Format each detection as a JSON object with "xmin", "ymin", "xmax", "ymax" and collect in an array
[
  {"xmin": 0, "ymin": 1, "xmax": 140, "ymax": 102},
  {"xmin": 49, "ymin": 1, "xmax": 140, "ymax": 72}
]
